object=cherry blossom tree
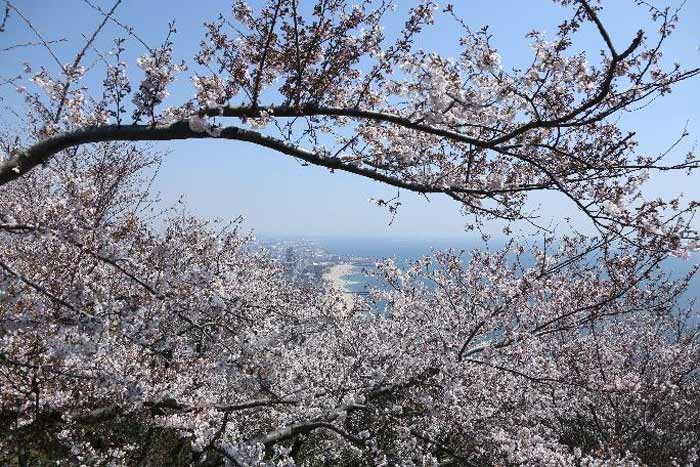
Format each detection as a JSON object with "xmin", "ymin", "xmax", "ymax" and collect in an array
[{"xmin": 1, "ymin": 0, "xmax": 699, "ymax": 465}]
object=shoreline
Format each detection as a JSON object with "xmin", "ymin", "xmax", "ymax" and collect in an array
[{"xmin": 322, "ymin": 263, "xmax": 357, "ymax": 307}]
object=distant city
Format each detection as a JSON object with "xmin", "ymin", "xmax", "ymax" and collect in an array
[{"xmin": 253, "ymin": 238, "xmax": 377, "ymax": 290}]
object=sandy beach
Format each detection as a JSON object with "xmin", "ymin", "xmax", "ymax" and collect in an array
[{"xmin": 322, "ymin": 263, "xmax": 357, "ymax": 308}]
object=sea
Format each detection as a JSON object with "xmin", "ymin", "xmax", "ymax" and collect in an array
[
  {"xmin": 292, "ymin": 236, "xmax": 700, "ymax": 304},
  {"xmin": 317, "ymin": 236, "xmax": 485, "ymax": 294}
]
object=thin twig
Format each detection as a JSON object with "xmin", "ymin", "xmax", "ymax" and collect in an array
[
  {"xmin": 7, "ymin": 2, "xmax": 65, "ymax": 70},
  {"xmin": 0, "ymin": 38, "xmax": 67, "ymax": 53}
]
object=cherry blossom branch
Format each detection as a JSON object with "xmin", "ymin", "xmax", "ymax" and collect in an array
[
  {"xmin": 210, "ymin": 104, "xmax": 490, "ymax": 147},
  {"xmin": 212, "ymin": 98, "xmax": 700, "ymax": 173},
  {"xmin": 0, "ymin": 222, "xmax": 165, "ymax": 298},
  {"xmin": 52, "ymin": 0, "xmax": 122, "ymax": 124},
  {"xmin": 5, "ymin": 100, "xmax": 694, "ymax": 236},
  {"xmin": 578, "ymin": 0, "xmax": 617, "ymax": 57},
  {"xmin": 0, "ymin": 256, "xmax": 79, "ymax": 312},
  {"xmin": 254, "ymin": 417, "xmax": 365, "ymax": 447},
  {"xmin": 0, "ymin": 121, "xmax": 512, "ymax": 196},
  {"xmin": 250, "ymin": 0, "xmax": 281, "ymax": 107}
]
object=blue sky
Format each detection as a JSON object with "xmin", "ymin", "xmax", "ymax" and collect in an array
[{"xmin": 1, "ymin": 0, "xmax": 698, "ymax": 239}]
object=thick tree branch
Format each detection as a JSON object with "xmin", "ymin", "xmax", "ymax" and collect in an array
[
  {"xmin": 0, "ymin": 121, "xmax": 500, "ymax": 196},
  {"xmin": 254, "ymin": 418, "xmax": 364, "ymax": 447},
  {"xmin": 210, "ymin": 104, "xmax": 490, "ymax": 148}
]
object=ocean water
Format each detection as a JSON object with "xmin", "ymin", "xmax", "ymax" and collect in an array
[
  {"xmin": 316, "ymin": 236, "xmax": 486, "ymax": 261},
  {"xmin": 314, "ymin": 237, "xmax": 700, "ymax": 304},
  {"xmin": 319, "ymin": 236, "xmax": 485, "ymax": 295}
]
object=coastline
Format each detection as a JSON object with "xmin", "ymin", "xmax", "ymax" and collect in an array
[{"xmin": 322, "ymin": 263, "xmax": 357, "ymax": 307}]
